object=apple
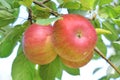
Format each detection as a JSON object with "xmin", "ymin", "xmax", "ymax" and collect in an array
[
  {"xmin": 52, "ymin": 14, "xmax": 97, "ymax": 63},
  {"xmin": 60, "ymin": 51, "xmax": 93, "ymax": 68},
  {"xmin": 22, "ymin": 24, "xmax": 57, "ymax": 65}
]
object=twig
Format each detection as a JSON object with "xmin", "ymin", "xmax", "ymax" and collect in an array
[
  {"xmin": 94, "ymin": 47, "xmax": 120, "ymax": 74},
  {"xmin": 33, "ymin": 0, "xmax": 60, "ymax": 17},
  {"xmin": 41, "ymin": 0, "xmax": 50, "ymax": 4},
  {"xmin": 28, "ymin": 8, "xmax": 33, "ymax": 24}
]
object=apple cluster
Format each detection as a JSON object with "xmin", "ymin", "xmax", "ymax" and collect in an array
[{"xmin": 22, "ymin": 14, "xmax": 97, "ymax": 68}]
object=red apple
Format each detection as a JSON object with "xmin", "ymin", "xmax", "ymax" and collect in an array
[
  {"xmin": 22, "ymin": 24, "xmax": 57, "ymax": 65},
  {"xmin": 60, "ymin": 51, "xmax": 93, "ymax": 68},
  {"xmin": 53, "ymin": 14, "xmax": 97, "ymax": 63}
]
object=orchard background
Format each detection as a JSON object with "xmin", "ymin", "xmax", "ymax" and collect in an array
[{"xmin": 0, "ymin": 0, "xmax": 120, "ymax": 80}]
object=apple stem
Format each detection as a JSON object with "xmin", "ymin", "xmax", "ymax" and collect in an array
[
  {"xmin": 33, "ymin": 0, "xmax": 60, "ymax": 17},
  {"xmin": 94, "ymin": 47, "xmax": 120, "ymax": 75}
]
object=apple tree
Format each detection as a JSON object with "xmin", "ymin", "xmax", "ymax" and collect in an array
[{"xmin": 0, "ymin": 0, "xmax": 120, "ymax": 80}]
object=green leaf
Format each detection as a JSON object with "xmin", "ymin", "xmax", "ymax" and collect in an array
[
  {"xmin": 97, "ymin": 36, "xmax": 107, "ymax": 55},
  {"xmin": 94, "ymin": 36, "xmax": 107, "ymax": 59},
  {"xmin": 0, "ymin": 27, "xmax": 17, "ymax": 57},
  {"xmin": 0, "ymin": 0, "xmax": 11, "ymax": 9},
  {"xmin": 56, "ymin": 69, "xmax": 63, "ymax": 80},
  {"xmin": 57, "ymin": 0, "xmax": 64, "ymax": 4},
  {"xmin": 32, "ymin": 5, "xmax": 50, "ymax": 19},
  {"xmin": 62, "ymin": 63, "xmax": 80, "ymax": 75},
  {"xmin": 0, "ymin": 10, "xmax": 16, "ymax": 27},
  {"xmin": 19, "ymin": 0, "xmax": 33, "ymax": 8},
  {"xmin": 98, "ymin": 5, "xmax": 118, "ymax": 19},
  {"xmin": 34, "ymin": 67, "xmax": 42, "ymax": 80},
  {"xmin": 68, "ymin": 9, "xmax": 88, "ymax": 16},
  {"xmin": 36, "ymin": 17, "xmax": 62, "ymax": 25},
  {"xmin": 102, "ymin": 21, "xmax": 119, "ymax": 41},
  {"xmin": 112, "ymin": 18, "xmax": 120, "ymax": 26},
  {"xmin": 99, "ymin": 76, "xmax": 109, "ymax": 80},
  {"xmin": 80, "ymin": 0, "xmax": 96, "ymax": 10},
  {"xmin": 12, "ymin": 45, "xmax": 35, "ymax": 80},
  {"xmin": 113, "ymin": 41, "xmax": 120, "ymax": 45},
  {"xmin": 91, "ymin": 19, "xmax": 101, "ymax": 28},
  {"xmin": 0, "ymin": 22, "xmax": 29, "ymax": 58},
  {"xmin": 45, "ymin": 1, "xmax": 57, "ymax": 11},
  {"xmin": 5, "ymin": 0, "xmax": 21, "ymax": 8},
  {"xmin": 113, "ymin": 42, "xmax": 120, "ymax": 54},
  {"xmin": 93, "ymin": 67, "xmax": 102, "ymax": 74},
  {"xmin": 39, "ymin": 57, "xmax": 62, "ymax": 80},
  {"xmin": 96, "ymin": 0, "xmax": 112, "ymax": 6},
  {"xmin": 60, "ymin": 1, "xmax": 81, "ymax": 9},
  {"xmin": 106, "ymin": 54, "xmax": 120, "ymax": 78},
  {"xmin": 114, "ymin": 6, "xmax": 120, "ymax": 14},
  {"xmin": 95, "ymin": 28, "xmax": 112, "ymax": 35}
]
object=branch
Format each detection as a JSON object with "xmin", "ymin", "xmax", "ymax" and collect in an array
[
  {"xmin": 28, "ymin": 8, "xmax": 33, "ymax": 24},
  {"xmin": 33, "ymin": 0, "xmax": 60, "ymax": 17},
  {"xmin": 94, "ymin": 47, "xmax": 120, "ymax": 74},
  {"xmin": 41, "ymin": 0, "xmax": 50, "ymax": 4}
]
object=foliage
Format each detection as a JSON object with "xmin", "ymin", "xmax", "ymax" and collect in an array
[{"xmin": 0, "ymin": 0, "xmax": 120, "ymax": 80}]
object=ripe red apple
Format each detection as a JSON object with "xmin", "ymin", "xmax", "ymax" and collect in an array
[
  {"xmin": 60, "ymin": 51, "xmax": 93, "ymax": 68},
  {"xmin": 53, "ymin": 14, "xmax": 97, "ymax": 63},
  {"xmin": 22, "ymin": 24, "xmax": 57, "ymax": 65}
]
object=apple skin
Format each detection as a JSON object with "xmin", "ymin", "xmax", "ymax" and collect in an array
[
  {"xmin": 53, "ymin": 14, "xmax": 97, "ymax": 62},
  {"xmin": 60, "ymin": 50, "xmax": 93, "ymax": 68},
  {"xmin": 22, "ymin": 24, "xmax": 57, "ymax": 65}
]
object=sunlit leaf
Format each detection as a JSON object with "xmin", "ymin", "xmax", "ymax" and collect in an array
[
  {"xmin": 19, "ymin": 0, "xmax": 33, "ymax": 8},
  {"xmin": 96, "ymin": 0, "xmax": 112, "ymax": 6},
  {"xmin": 60, "ymin": 1, "xmax": 81, "ymax": 9},
  {"xmin": 80, "ymin": 0, "xmax": 96, "ymax": 10},
  {"xmin": 36, "ymin": 17, "xmax": 62, "ymax": 25},
  {"xmin": 95, "ymin": 28, "xmax": 112, "ymax": 35}
]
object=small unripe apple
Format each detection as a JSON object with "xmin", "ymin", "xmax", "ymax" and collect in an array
[
  {"xmin": 53, "ymin": 14, "xmax": 97, "ymax": 63},
  {"xmin": 22, "ymin": 24, "xmax": 57, "ymax": 65}
]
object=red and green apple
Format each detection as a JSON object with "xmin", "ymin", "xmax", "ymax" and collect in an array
[
  {"xmin": 52, "ymin": 14, "xmax": 97, "ymax": 67},
  {"xmin": 22, "ymin": 24, "xmax": 57, "ymax": 65}
]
